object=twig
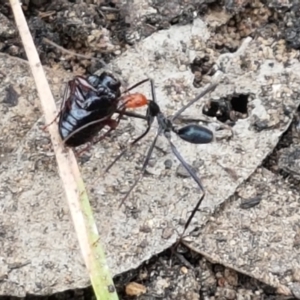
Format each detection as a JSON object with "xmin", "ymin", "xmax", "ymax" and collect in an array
[
  {"xmin": 43, "ymin": 37, "xmax": 107, "ymax": 66},
  {"xmin": 9, "ymin": 1, "xmax": 118, "ymax": 299},
  {"xmin": 98, "ymin": 6, "xmax": 120, "ymax": 12}
]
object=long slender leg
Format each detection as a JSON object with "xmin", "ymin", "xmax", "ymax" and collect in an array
[
  {"xmin": 105, "ymin": 118, "xmax": 153, "ymax": 172},
  {"xmin": 74, "ymin": 143, "xmax": 93, "ymax": 157},
  {"xmin": 105, "ymin": 78, "xmax": 157, "ymax": 172},
  {"xmin": 117, "ymin": 110, "xmax": 147, "ymax": 120},
  {"xmin": 118, "ymin": 130, "xmax": 160, "ymax": 208},
  {"xmin": 108, "ymin": 78, "xmax": 159, "ymax": 205},
  {"xmin": 168, "ymin": 82, "xmax": 221, "ymax": 239},
  {"xmin": 168, "ymin": 139, "xmax": 205, "ymax": 194},
  {"xmin": 166, "ymin": 138, "xmax": 205, "ymax": 237}
]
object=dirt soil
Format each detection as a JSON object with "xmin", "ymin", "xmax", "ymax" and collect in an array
[{"xmin": 1, "ymin": 0, "xmax": 300, "ymax": 299}]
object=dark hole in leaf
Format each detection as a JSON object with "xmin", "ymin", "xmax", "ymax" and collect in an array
[{"xmin": 202, "ymin": 93, "xmax": 250, "ymax": 124}]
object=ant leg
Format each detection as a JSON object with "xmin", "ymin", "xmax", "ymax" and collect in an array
[
  {"xmin": 166, "ymin": 138, "xmax": 206, "ymax": 237},
  {"xmin": 124, "ymin": 77, "xmax": 156, "ymax": 101},
  {"xmin": 116, "ymin": 110, "xmax": 147, "ymax": 120},
  {"xmin": 166, "ymin": 83, "xmax": 218, "ymax": 240},
  {"xmin": 171, "ymin": 192, "xmax": 205, "ymax": 251},
  {"xmin": 106, "ymin": 78, "xmax": 158, "ymax": 203},
  {"xmin": 167, "ymin": 139, "xmax": 205, "ymax": 194},
  {"xmin": 105, "ymin": 79, "xmax": 157, "ymax": 172},
  {"xmin": 105, "ymin": 117, "xmax": 153, "ymax": 172},
  {"xmin": 121, "ymin": 77, "xmax": 156, "ymax": 105},
  {"xmin": 118, "ymin": 131, "xmax": 160, "ymax": 208}
]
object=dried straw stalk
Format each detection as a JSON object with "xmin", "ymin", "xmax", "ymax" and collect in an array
[{"xmin": 9, "ymin": 1, "xmax": 118, "ymax": 299}]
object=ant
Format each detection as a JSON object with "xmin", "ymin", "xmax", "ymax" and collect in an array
[
  {"xmin": 104, "ymin": 78, "xmax": 219, "ymax": 236},
  {"xmin": 45, "ymin": 71, "xmax": 220, "ymax": 237}
]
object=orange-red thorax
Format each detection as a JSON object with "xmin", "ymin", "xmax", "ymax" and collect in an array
[{"xmin": 122, "ymin": 93, "xmax": 148, "ymax": 108}]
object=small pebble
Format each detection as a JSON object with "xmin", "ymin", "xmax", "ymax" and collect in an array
[
  {"xmin": 181, "ymin": 266, "xmax": 188, "ymax": 274},
  {"xmin": 161, "ymin": 227, "xmax": 174, "ymax": 239},
  {"xmin": 223, "ymin": 287, "xmax": 236, "ymax": 300},
  {"xmin": 114, "ymin": 50, "xmax": 122, "ymax": 56},
  {"xmin": 292, "ymin": 267, "xmax": 300, "ymax": 281},
  {"xmin": 164, "ymin": 159, "xmax": 172, "ymax": 169},
  {"xmin": 176, "ymin": 163, "xmax": 196, "ymax": 178},
  {"xmin": 291, "ymin": 282, "xmax": 300, "ymax": 298},
  {"xmin": 179, "ymin": 65, "xmax": 186, "ymax": 71},
  {"xmin": 125, "ymin": 282, "xmax": 147, "ymax": 296},
  {"xmin": 224, "ymin": 268, "xmax": 238, "ymax": 286}
]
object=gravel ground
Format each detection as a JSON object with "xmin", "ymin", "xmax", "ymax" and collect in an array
[{"xmin": 1, "ymin": 0, "xmax": 300, "ymax": 299}]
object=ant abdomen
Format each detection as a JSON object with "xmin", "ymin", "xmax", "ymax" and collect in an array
[{"xmin": 176, "ymin": 124, "xmax": 213, "ymax": 144}]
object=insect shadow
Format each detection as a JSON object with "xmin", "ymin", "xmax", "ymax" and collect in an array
[{"xmin": 104, "ymin": 78, "xmax": 218, "ymax": 237}]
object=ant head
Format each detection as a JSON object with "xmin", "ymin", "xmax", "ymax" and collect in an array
[{"xmin": 148, "ymin": 100, "xmax": 160, "ymax": 117}]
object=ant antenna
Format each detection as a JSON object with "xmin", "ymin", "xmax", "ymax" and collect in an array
[{"xmin": 172, "ymin": 82, "xmax": 218, "ymax": 121}]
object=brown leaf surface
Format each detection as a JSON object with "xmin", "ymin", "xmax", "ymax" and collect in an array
[{"xmin": 185, "ymin": 167, "xmax": 300, "ymax": 296}]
